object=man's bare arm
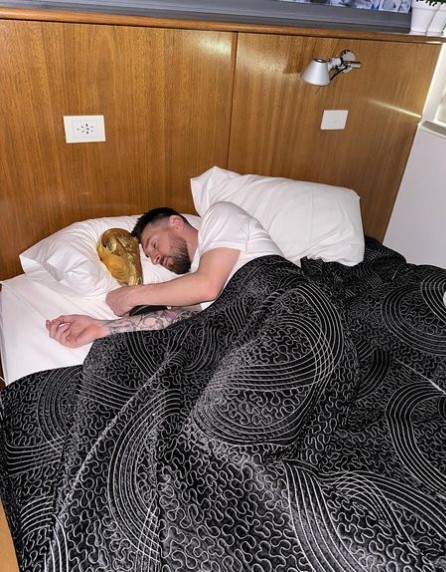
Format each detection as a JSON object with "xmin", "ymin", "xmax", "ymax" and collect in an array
[
  {"xmin": 46, "ymin": 307, "xmax": 200, "ymax": 348},
  {"xmin": 106, "ymin": 247, "xmax": 240, "ymax": 316},
  {"xmin": 103, "ymin": 308, "xmax": 198, "ymax": 336}
]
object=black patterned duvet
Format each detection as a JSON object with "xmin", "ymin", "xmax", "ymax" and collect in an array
[{"xmin": 1, "ymin": 238, "xmax": 445, "ymax": 571}]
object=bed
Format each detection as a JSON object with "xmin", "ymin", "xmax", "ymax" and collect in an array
[
  {"xmin": 0, "ymin": 213, "xmax": 201, "ymax": 385},
  {"xmin": 1, "ymin": 168, "xmax": 445, "ymax": 571}
]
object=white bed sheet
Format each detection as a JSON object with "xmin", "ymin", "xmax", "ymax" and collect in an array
[{"xmin": 0, "ymin": 274, "xmax": 117, "ymax": 385}]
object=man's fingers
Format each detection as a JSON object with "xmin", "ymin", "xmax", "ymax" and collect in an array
[
  {"xmin": 46, "ymin": 316, "xmax": 70, "ymax": 327},
  {"xmin": 46, "ymin": 319, "xmax": 71, "ymax": 341}
]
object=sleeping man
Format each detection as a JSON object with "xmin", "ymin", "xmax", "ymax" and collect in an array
[{"xmin": 46, "ymin": 201, "xmax": 283, "ymax": 348}]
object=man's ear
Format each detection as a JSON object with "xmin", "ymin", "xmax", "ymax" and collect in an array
[{"xmin": 169, "ymin": 215, "xmax": 186, "ymax": 230}]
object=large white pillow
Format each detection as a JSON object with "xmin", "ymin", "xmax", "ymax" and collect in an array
[
  {"xmin": 191, "ymin": 166, "xmax": 364, "ymax": 266},
  {"xmin": 20, "ymin": 213, "xmax": 201, "ymax": 297}
]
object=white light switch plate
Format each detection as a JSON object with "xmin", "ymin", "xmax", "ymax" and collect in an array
[
  {"xmin": 63, "ymin": 115, "xmax": 106, "ymax": 143},
  {"xmin": 320, "ymin": 110, "xmax": 348, "ymax": 130}
]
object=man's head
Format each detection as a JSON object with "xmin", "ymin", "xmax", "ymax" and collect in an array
[{"xmin": 132, "ymin": 207, "xmax": 197, "ymax": 275}]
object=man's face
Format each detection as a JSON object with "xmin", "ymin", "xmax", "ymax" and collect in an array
[{"xmin": 141, "ymin": 221, "xmax": 191, "ymax": 275}]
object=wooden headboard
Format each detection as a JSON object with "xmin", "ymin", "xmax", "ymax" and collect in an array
[{"xmin": 0, "ymin": 7, "xmax": 442, "ymax": 280}]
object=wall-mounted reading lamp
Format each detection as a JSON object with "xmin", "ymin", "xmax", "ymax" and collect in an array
[{"xmin": 300, "ymin": 50, "xmax": 362, "ymax": 86}]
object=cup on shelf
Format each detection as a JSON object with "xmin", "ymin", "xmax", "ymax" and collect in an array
[
  {"xmin": 410, "ymin": 0, "xmax": 439, "ymax": 34},
  {"xmin": 426, "ymin": 3, "xmax": 446, "ymax": 35}
]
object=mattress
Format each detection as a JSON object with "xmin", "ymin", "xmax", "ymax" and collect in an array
[{"xmin": 0, "ymin": 274, "xmax": 117, "ymax": 385}]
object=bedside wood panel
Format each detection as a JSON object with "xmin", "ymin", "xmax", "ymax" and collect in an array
[
  {"xmin": 0, "ymin": 19, "xmax": 235, "ymax": 279},
  {"xmin": 0, "ymin": 12, "xmax": 441, "ymax": 280},
  {"xmin": 229, "ymin": 33, "xmax": 440, "ymax": 239},
  {"xmin": 0, "ymin": 501, "xmax": 19, "ymax": 572}
]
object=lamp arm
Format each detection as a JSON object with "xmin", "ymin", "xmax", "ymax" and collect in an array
[
  {"xmin": 327, "ymin": 57, "xmax": 343, "ymax": 71},
  {"xmin": 328, "ymin": 54, "xmax": 362, "ymax": 82},
  {"xmin": 345, "ymin": 61, "xmax": 362, "ymax": 69}
]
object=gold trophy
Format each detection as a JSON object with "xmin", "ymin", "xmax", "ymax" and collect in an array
[{"xmin": 97, "ymin": 228, "xmax": 143, "ymax": 286}]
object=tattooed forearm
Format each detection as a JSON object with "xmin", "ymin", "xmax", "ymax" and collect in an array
[{"xmin": 103, "ymin": 308, "xmax": 199, "ymax": 337}]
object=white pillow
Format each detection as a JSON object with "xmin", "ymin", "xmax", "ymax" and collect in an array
[
  {"xmin": 191, "ymin": 166, "xmax": 364, "ymax": 266},
  {"xmin": 20, "ymin": 213, "xmax": 201, "ymax": 297}
]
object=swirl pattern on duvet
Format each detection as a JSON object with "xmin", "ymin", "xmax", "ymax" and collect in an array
[
  {"xmin": 383, "ymin": 275, "xmax": 446, "ymax": 355},
  {"xmin": 192, "ymin": 281, "xmax": 346, "ymax": 446},
  {"xmin": 284, "ymin": 462, "xmax": 446, "ymax": 572},
  {"xmin": 1, "ymin": 250, "xmax": 446, "ymax": 571}
]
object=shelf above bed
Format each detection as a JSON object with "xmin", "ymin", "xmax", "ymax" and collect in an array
[{"xmin": 0, "ymin": 0, "xmax": 420, "ymax": 37}]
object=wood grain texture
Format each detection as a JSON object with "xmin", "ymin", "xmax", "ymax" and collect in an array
[
  {"xmin": 0, "ymin": 19, "xmax": 234, "ymax": 278},
  {"xmin": 0, "ymin": 13, "xmax": 441, "ymax": 281},
  {"xmin": 0, "ymin": 501, "xmax": 19, "ymax": 572},
  {"xmin": 229, "ymin": 33, "xmax": 440, "ymax": 239}
]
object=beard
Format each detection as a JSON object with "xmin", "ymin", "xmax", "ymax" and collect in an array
[{"xmin": 168, "ymin": 236, "xmax": 191, "ymax": 274}]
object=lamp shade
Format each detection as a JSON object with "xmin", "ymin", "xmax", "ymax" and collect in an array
[{"xmin": 300, "ymin": 58, "xmax": 330, "ymax": 86}]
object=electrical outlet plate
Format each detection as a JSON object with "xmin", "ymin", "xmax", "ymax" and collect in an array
[
  {"xmin": 63, "ymin": 115, "xmax": 106, "ymax": 143},
  {"xmin": 320, "ymin": 110, "xmax": 349, "ymax": 131}
]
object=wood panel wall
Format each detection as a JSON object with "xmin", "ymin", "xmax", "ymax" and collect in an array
[
  {"xmin": 0, "ymin": 501, "xmax": 18, "ymax": 572},
  {"xmin": 229, "ymin": 34, "xmax": 439, "ymax": 238},
  {"xmin": 0, "ymin": 17, "xmax": 235, "ymax": 279},
  {"xmin": 0, "ymin": 8, "xmax": 442, "ymax": 281}
]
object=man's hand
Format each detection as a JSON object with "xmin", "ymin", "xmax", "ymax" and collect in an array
[
  {"xmin": 46, "ymin": 315, "xmax": 108, "ymax": 348},
  {"xmin": 106, "ymin": 285, "xmax": 143, "ymax": 316}
]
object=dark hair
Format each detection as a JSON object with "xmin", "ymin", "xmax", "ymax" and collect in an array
[{"xmin": 131, "ymin": 207, "xmax": 189, "ymax": 241}]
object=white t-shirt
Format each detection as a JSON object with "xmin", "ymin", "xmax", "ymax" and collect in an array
[{"xmin": 193, "ymin": 201, "xmax": 283, "ymax": 292}]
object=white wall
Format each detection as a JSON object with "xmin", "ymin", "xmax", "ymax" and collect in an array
[{"xmin": 384, "ymin": 46, "xmax": 446, "ymax": 268}]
